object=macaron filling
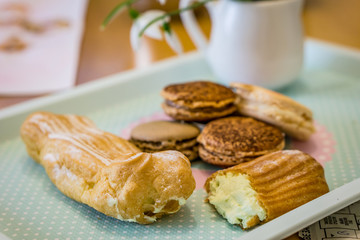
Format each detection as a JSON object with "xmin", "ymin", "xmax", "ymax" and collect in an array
[
  {"xmin": 164, "ymin": 100, "xmax": 235, "ymax": 113},
  {"xmin": 130, "ymin": 121, "xmax": 200, "ymax": 161}
]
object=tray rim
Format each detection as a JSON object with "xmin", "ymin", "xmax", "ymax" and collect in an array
[{"xmin": 1, "ymin": 37, "xmax": 360, "ymax": 120}]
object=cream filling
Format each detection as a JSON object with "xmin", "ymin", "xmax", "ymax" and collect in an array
[
  {"xmin": 208, "ymin": 173, "xmax": 266, "ymax": 228},
  {"xmin": 53, "ymin": 164, "xmax": 78, "ymax": 182},
  {"xmin": 153, "ymin": 197, "xmax": 186, "ymax": 214},
  {"xmin": 106, "ymin": 194, "xmax": 118, "ymax": 208}
]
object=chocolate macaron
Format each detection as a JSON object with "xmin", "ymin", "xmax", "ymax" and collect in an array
[
  {"xmin": 197, "ymin": 116, "xmax": 285, "ymax": 167},
  {"xmin": 130, "ymin": 120, "xmax": 200, "ymax": 161},
  {"xmin": 161, "ymin": 81, "xmax": 237, "ymax": 122}
]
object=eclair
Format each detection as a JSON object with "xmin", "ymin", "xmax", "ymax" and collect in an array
[
  {"xmin": 231, "ymin": 83, "xmax": 315, "ymax": 141},
  {"xmin": 205, "ymin": 150, "xmax": 329, "ymax": 229},
  {"xmin": 20, "ymin": 112, "xmax": 196, "ymax": 224}
]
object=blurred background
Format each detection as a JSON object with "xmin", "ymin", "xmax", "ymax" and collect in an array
[
  {"xmin": 1, "ymin": 0, "xmax": 360, "ymax": 108},
  {"xmin": 77, "ymin": 0, "xmax": 360, "ymax": 82}
]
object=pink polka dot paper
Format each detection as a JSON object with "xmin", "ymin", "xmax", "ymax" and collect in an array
[
  {"xmin": 291, "ymin": 121, "xmax": 336, "ymax": 166},
  {"xmin": 119, "ymin": 112, "xmax": 336, "ymax": 191},
  {"xmin": 120, "ymin": 112, "xmax": 336, "ymax": 164}
]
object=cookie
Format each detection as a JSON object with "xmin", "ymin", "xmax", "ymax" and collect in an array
[
  {"xmin": 161, "ymin": 81, "xmax": 237, "ymax": 122},
  {"xmin": 197, "ymin": 116, "xmax": 285, "ymax": 166},
  {"xmin": 205, "ymin": 150, "xmax": 329, "ymax": 229},
  {"xmin": 231, "ymin": 83, "xmax": 315, "ymax": 141},
  {"xmin": 130, "ymin": 120, "xmax": 200, "ymax": 161}
]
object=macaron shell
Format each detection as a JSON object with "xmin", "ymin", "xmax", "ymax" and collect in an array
[
  {"xmin": 197, "ymin": 117, "xmax": 285, "ymax": 156},
  {"xmin": 161, "ymin": 81, "xmax": 236, "ymax": 105},
  {"xmin": 161, "ymin": 81, "xmax": 237, "ymax": 122},
  {"xmin": 198, "ymin": 141, "xmax": 285, "ymax": 167},
  {"xmin": 198, "ymin": 145, "xmax": 255, "ymax": 167},
  {"xmin": 130, "ymin": 121, "xmax": 200, "ymax": 142},
  {"xmin": 130, "ymin": 120, "xmax": 200, "ymax": 161}
]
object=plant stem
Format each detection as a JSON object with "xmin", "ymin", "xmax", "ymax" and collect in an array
[
  {"xmin": 138, "ymin": 0, "xmax": 214, "ymax": 37},
  {"xmin": 101, "ymin": 0, "xmax": 139, "ymax": 29}
]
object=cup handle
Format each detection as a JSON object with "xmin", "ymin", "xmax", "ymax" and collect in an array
[{"xmin": 179, "ymin": 0, "xmax": 210, "ymax": 52}]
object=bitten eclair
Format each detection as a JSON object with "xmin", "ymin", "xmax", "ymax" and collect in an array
[{"xmin": 205, "ymin": 150, "xmax": 329, "ymax": 229}]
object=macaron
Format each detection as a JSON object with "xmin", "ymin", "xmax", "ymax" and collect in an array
[
  {"xmin": 161, "ymin": 81, "xmax": 237, "ymax": 122},
  {"xmin": 197, "ymin": 116, "xmax": 285, "ymax": 167},
  {"xmin": 231, "ymin": 83, "xmax": 315, "ymax": 141},
  {"xmin": 130, "ymin": 120, "xmax": 200, "ymax": 161}
]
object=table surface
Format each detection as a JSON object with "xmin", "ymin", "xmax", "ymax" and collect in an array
[{"xmin": 1, "ymin": 0, "xmax": 360, "ymax": 110}]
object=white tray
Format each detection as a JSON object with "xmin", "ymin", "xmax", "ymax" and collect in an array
[{"xmin": 1, "ymin": 38, "xmax": 360, "ymax": 240}]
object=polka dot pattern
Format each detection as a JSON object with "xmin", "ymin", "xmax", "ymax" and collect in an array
[
  {"xmin": 1, "ymin": 71, "xmax": 360, "ymax": 238},
  {"xmin": 0, "ymin": 168, "xmax": 240, "ymax": 240},
  {"xmin": 291, "ymin": 121, "xmax": 336, "ymax": 166}
]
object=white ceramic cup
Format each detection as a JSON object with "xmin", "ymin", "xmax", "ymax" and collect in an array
[{"xmin": 180, "ymin": 0, "xmax": 304, "ymax": 89}]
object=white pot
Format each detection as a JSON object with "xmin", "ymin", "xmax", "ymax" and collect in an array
[{"xmin": 180, "ymin": 0, "xmax": 304, "ymax": 89}]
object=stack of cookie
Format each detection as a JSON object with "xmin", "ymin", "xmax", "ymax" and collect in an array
[
  {"xmin": 130, "ymin": 80, "xmax": 315, "ymax": 167},
  {"xmin": 130, "ymin": 81, "xmax": 238, "ymax": 162}
]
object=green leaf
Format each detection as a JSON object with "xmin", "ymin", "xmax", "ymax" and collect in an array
[
  {"xmin": 129, "ymin": 8, "xmax": 140, "ymax": 20},
  {"xmin": 162, "ymin": 22, "xmax": 171, "ymax": 34},
  {"xmin": 138, "ymin": 0, "xmax": 213, "ymax": 37}
]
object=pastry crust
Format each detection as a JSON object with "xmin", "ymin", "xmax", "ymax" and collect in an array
[
  {"xmin": 230, "ymin": 83, "xmax": 315, "ymax": 141},
  {"xmin": 205, "ymin": 150, "xmax": 329, "ymax": 229},
  {"xmin": 20, "ymin": 112, "xmax": 195, "ymax": 224}
]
